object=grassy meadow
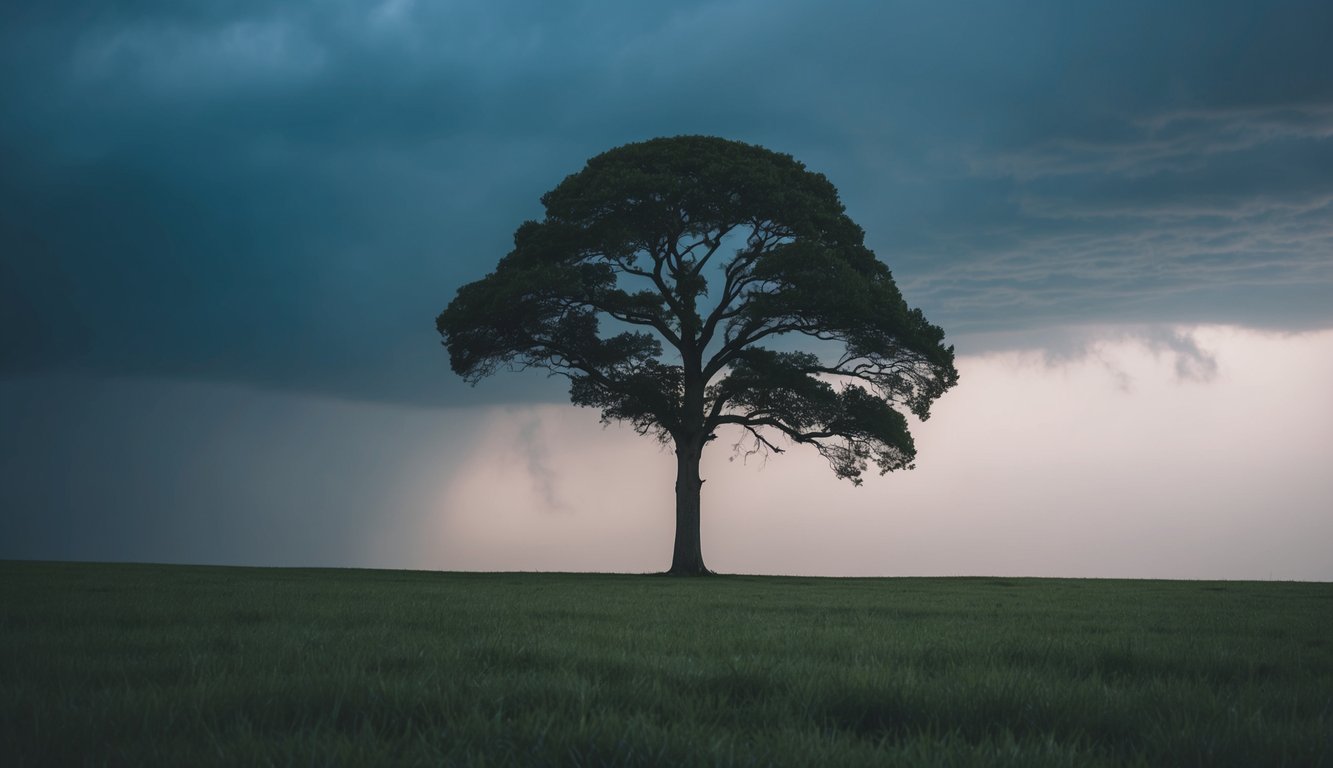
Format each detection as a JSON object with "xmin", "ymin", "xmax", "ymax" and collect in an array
[{"xmin": 1, "ymin": 561, "xmax": 1330, "ymax": 766}]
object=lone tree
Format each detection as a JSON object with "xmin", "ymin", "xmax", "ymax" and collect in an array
[{"xmin": 438, "ymin": 136, "xmax": 958, "ymax": 575}]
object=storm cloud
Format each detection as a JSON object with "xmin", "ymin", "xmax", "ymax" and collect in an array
[{"xmin": 3, "ymin": 1, "xmax": 1330, "ymax": 405}]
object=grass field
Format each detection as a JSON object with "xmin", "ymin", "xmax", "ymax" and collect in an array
[{"xmin": 1, "ymin": 561, "xmax": 1330, "ymax": 766}]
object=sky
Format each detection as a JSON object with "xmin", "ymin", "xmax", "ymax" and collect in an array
[{"xmin": 2, "ymin": 0, "xmax": 1331, "ymax": 579}]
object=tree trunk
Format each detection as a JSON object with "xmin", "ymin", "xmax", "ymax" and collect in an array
[{"xmin": 668, "ymin": 437, "xmax": 710, "ymax": 575}]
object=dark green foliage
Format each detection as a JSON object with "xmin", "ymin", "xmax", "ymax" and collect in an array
[
  {"xmin": 3, "ymin": 561, "xmax": 1331, "ymax": 766},
  {"xmin": 437, "ymin": 136, "xmax": 957, "ymax": 481}
]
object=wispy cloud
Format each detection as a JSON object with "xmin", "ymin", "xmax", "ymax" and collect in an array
[
  {"xmin": 516, "ymin": 415, "xmax": 567, "ymax": 512},
  {"xmin": 1139, "ymin": 327, "xmax": 1218, "ymax": 382},
  {"xmin": 955, "ymin": 324, "xmax": 1221, "ymax": 388},
  {"xmin": 901, "ymin": 95, "xmax": 1333, "ymax": 335},
  {"xmin": 984, "ymin": 103, "xmax": 1333, "ymax": 179}
]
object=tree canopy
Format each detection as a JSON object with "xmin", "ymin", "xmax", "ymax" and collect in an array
[{"xmin": 439, "ymin": 135, "xmax": 957, "ymax": 485}]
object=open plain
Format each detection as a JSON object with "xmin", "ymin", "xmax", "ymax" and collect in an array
[{"xmin": 2, "ymin": 561, "xmax": 1329, "ymax": 766}]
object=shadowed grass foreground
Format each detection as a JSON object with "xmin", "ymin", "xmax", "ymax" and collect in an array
[{"xmin": 1, "ymin": 561, "xmax": 1330, "ymax": 766}]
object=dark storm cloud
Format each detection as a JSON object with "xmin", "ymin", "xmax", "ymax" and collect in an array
[{"xmin": 3, "ymin": 0, "xmax": 1331, "ymax": 403}]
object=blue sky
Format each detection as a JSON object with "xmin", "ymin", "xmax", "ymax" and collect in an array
[{"xmin": 2, "ymin": 1, "xmax": 1331, "ymax": 576}]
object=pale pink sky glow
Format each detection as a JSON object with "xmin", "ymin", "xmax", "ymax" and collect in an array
[
  {"xmin": 391, "ymin": 325, "xmax": 1333, "ymax": 579},
  {"xmin": 1, "ymin": 325, "xmax": 1328, "ymax": 580}
]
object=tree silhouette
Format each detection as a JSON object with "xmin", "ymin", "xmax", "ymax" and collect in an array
[{"xmin": 438, "ymin": 136, "xmax": 958, "ymax": 574}]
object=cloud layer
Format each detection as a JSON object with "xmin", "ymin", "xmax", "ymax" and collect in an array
[{"xmin": 2, "ymin": 1, "xmax": 1331, "ymax": 404}]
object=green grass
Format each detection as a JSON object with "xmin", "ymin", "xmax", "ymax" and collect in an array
[{"xmin": 2, "ymin": 562, "xmax": 1330, "ymax": 766}]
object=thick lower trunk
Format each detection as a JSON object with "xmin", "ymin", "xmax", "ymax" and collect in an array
[{"xmin": 668, "ymin": 438, "xmax": 709, "ymax": 575}]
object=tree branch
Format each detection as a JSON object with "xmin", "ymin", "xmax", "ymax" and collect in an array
[{"xmin": 713, "ymin": 413, "xmax": 838, "ymax": 444}]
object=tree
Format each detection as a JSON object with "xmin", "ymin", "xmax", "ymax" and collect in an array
[{"xmin": 437, "ymin": 136, "xmax": 958, "ymax": 575}]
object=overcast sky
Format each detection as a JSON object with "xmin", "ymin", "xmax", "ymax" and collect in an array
[{"xmin": 2, "ymin": 1, "xmax": 1330, "ymax": 578}]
